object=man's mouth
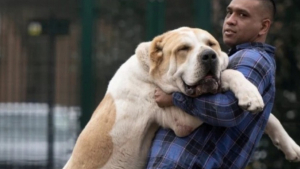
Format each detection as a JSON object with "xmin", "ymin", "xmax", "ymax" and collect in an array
[
  {"xmin": 184, "ymin": 74, "xmax": 220, "ymax": 97},
  {"xmin": 224, "ymin": 29, "xmax": 236, "ymax": 36}
]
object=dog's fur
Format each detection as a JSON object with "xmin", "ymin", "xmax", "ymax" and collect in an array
[{"xmin": 64, "ymin": 27, "xmax": 300, "ymax": 169}]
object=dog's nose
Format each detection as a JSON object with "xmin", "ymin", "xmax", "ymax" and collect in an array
[{"xmin": 199, "ymin": 50, "xmax": 217, "ymax": 63}]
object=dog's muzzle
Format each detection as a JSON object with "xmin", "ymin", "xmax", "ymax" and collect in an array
[
  {"xmin": 185, "ymin": 49, "xmax": 220, "ymax": 97},
  {"xmin": 199, "ymin": 49, "xmax": 217, "ymax": 68},
  {"xmin": 185, "ymin": 76, "xmax": 220, "ymax": 97}
]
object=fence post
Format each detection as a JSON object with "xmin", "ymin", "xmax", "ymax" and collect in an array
[
  {"xmin": 81, "ymin": 0, "xmax": 95, "ymax": 129},
  {"xmin": 146, "ymin": 0, "xmax": 165, "ymax": 40},
  {"xmin": 193, "ymin": 0, "xmax": 211, "ymax": 31}
]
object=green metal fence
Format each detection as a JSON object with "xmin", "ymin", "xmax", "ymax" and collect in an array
[{"xmin": 0, "ymin": 0, "xmax": 81, "ymax": 168}]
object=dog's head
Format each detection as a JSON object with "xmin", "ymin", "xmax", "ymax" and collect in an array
[{"xmin": 136, "ymin": 27, "xmax": 228, "ymax": 97}]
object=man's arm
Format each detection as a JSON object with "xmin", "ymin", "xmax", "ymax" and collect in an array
[{"xmin": 172, "ymin": 50, "xmax": 271, "ymax": 127}]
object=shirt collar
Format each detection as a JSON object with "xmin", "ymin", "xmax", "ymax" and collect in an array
[{"xmin": 228, "ymin": 42, "xmax": 276, "ymax": 56}]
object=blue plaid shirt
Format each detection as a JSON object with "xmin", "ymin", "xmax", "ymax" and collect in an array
[{"xmin": 147, "ymin": 43, "xmax": 276, "ymax": 169}]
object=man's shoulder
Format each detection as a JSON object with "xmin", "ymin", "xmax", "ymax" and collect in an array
[
  {"xmin": 228, "ymin": 47, "xmax": 274, "ymax": 71},
  {"xmin": 229, "ymin": 43, "xmax": 275, "ymax": 61},
  {"xmin": 229, "ymin": 48, "xmax": 263, "ymax": 65},
  {"xmin": 230, "ymin": 48, "xmax": 262, "ymax": 58}
]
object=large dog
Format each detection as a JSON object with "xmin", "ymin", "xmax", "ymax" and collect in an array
[{"xmin": 64, "ymin": 27, "xmax": 300, "ymax": 169}]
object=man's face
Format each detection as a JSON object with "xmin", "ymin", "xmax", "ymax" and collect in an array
[{"xmin": 222, "ymin": 0, "xmax": 265, "ymax": 47}]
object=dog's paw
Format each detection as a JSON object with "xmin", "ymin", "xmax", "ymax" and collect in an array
[
  {"xmin": 277, "ymin": 137, "xmax": 300, "ymax": 162},
  {"xmin": 235, "ymin": 81, "xmax": 264, "ymax": 113},
  {"xmin": 173, "ymin": 124, "xmax": 194, "ymax": 137},
  {"xmin": 171, "ymin": 117, "xmax": 202, "ymax": 137},
  {"xmin": 172, "ymin": 118, "xmax": 194, "ymax": 137},
  {"xmin": 267, "ymin": 115, "xmax": 300, "ymax": 163}
]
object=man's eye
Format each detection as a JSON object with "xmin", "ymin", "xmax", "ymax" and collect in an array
[
  {"xmin": 239, "ymin": 13, "xmax": 247, "ymax": 17},
  {"xmin": 225, "ymin": 11, "xmax": 232, "ymax": 18}
]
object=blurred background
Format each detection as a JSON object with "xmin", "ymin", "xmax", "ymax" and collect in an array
[{"xmin": 0, "ymin": 0, "xmax": 299, "ymax": 168}]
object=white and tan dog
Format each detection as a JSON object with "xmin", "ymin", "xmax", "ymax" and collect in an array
[{"xmin": 64, "ymin": 27, "xmax": 300, "ymax": 169}]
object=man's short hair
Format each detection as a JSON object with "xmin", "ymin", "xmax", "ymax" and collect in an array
[{"xmin": 261, "ymin": 0, "xmax": 277, "ymax": 20}]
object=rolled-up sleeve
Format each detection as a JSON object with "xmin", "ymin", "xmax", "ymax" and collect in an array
[{"xmin": 173, "ymin": 50, "xmax": 271, "ymax": 127}]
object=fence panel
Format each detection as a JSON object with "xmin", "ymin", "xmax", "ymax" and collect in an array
[{"xmin": 0, "ymin": 0, "xmax": 81, "ymax": 168}]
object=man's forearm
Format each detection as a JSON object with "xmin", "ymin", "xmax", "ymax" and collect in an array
[{"xmin": 173, "ymin": 91, "xmax": 249, "ymax": 127}]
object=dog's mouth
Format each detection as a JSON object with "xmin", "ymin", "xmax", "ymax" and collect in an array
[{"xmin": 184, "ymin": 73, "xmax": 220, "ymax": 97}]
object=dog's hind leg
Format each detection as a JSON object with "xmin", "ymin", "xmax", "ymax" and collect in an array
[{"xmin": 265, "ymin": 113, "xmax": 300, "ymax": 162}]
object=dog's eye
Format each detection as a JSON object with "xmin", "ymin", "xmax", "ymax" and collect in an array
[
  {"xmin": 207, "ymin": 41, "xmax": 216, "ymax": 47},
  {"xmin": 178, "ymin": 45, "xmax": 191, "ymax": 51}
]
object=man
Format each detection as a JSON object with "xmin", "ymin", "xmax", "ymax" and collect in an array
[{"xmin": 147, "ymin": 0, "xmax": 277, "ymax": 168}]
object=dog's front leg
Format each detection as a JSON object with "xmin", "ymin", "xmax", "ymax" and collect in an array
[
  {"xmin": 159, "ymin": 107, "xmax": 203, "ymax": 137},
  {"xmin": 221, "ymin": 69, "xmax": 300, "ymax": 162},
  {"xmin": 220, "ymin": 69, "xmax": 264, "ymax": 113},
  {"xmin": 265, "ymin": 113, "xmax": 300, "ymax": 162}
]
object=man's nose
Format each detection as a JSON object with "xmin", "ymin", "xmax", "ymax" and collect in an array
[
  {"xmin": 199, "ymin": 49, "xmax": 217, "ymax": 64},
  {"xmin": 225, "ymin": 14, "xmax": 237, "ymax": 25}
]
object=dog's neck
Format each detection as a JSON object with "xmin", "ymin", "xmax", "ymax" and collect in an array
[{"xmin": 135, "ymin": 42, "xmax": 151, "ymax": 72}]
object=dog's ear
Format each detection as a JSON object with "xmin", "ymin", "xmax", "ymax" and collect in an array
[
  {"xmin": 149, "ymin": 34, "xmax": 165, "ymax": 76},
  {"xmin": 219, "ymin": 51, "xmax": 229, "ymax": 71}
]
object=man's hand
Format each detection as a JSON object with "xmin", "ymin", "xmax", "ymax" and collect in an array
[{"xmin": 154, "ymin": 88, "xmax": 174, "ymax": 108}]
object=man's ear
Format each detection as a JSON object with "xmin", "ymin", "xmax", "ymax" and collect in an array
[
  {"xmin": 149, "ymin": 34, "xmax": 165, "ymax": 76},
  {"xmin": 259, "ymin": 19, "xmax": 271, "ymax": 36}
]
